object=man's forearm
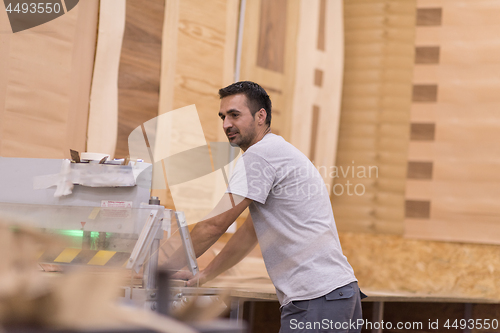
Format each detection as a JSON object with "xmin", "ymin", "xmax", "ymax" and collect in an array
[
  {"xmin": 163, "ymin": 218, "xmax": 225, "ymax": 270},
  {"xmin": 203, "ymin": 215, "xmax": 258, "ymax": 281},
  {"xmin": 163, "ymin": 195, "xmax": 252, "ymax": 270}
]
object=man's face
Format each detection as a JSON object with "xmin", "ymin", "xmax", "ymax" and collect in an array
[{"xmin": 218, "ymin": 94, "xmax": 257, "ymax": 150}]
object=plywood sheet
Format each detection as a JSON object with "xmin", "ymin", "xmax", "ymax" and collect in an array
[
  {"xmin": 0, "ymin": 1, "xmax": 98, "ymax": 158},
  {"xmin": 406, "ymin": 0, "xmax": 500, "ymax": 244},
  {"xmin": 340, "ymin": 232, "xmax": 500, "ymax": 300}
]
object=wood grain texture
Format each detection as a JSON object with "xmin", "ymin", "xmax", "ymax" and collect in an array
[
  {"xmin": 154, "ymin": 0, "xmax": 239, "ymax": 218},
  {"xmin": 415, "ymin": 46, "xmax": 440, "ymax": 64},
  {"xmin": 406, "ymin": 1, "xmax": 500, "ymax": 245},
  {"xmin": 87, "ymin": 0, "xmax": 126, "ymax": 157},
  {"xmin": 407, "ymin": 161, "xmax": 433, "ymax": 179},
  {"xmin": 333, "ymin": 0, "xmax": 416, "ymax": 235},
  {"xmin": 0, "ymin": 0, "xmax": 98, "ymax": 158},
  {"xmin": 115, "ymin": 0, "xmax": 165, "ymax": 158},
  {"xmin": 412, "ymin": 84, "xmax": 438, "ymax": 102},
  {"xmin": 256, "ymin": 0, "xmax": 287, "ymax": 73},
  {"xmin": 290, "ymin": 0, "xmax": 344, "ymax": 191},
  {"xmin": 410, "ymin": 122, "xmax": 435, "ymax": 140},
  {"xmin": 416, "ymin": 8, "xmax": 442, "ymax": 26},
  {"xmin": 240, "ymin": 0, "xmax": 299, "ymax": 142},
  {"xmin": 341, "ymin": 232, "xmax": 500, "ymax": 301}
]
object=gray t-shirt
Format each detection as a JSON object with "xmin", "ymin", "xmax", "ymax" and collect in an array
[{"xmin": 227, "ymin": 133, "xmax": 356, "ymax": 305}]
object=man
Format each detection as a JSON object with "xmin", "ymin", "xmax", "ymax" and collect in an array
[{"xmin": 169, "ymin": 81, "xmax": 363, "ymax": 332}]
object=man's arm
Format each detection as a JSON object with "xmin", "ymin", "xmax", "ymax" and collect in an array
[
  {"xmin": 175, "ymin": 213, "xmax": 258, "ymax": 287},
  {"xmin": 163, "ymin": 193, "xmax": 251, "ymax": 270}
]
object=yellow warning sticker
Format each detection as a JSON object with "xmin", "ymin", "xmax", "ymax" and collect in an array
[
  {"xmin": 54, "ymin": 248, "xmax": 82, "ymax": 263},
  {"xmin": 87, "ymin": 250, "xmax": 116, "ymax": 266}
]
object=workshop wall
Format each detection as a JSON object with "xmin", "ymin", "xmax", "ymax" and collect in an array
[
  {"xmin": 0, "ymin": 0, "xmax": 98, "ymax": 158},
  {"xmin": 404, "ymin": 0, "xmax": 500, "ymax": 245},
  {"xmin": 332, "ymin": 0, "xmax": 416, "ymax": 235},
  {"xmin": 335, "ymin": 0, "xmax": 500, "ymax": 301}
]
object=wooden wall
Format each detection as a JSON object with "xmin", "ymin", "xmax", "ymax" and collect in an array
[
  {"xmin": 239, "ymin": 0, "xmax": 300, "ymax": 142},
  {"xmin": 336, "ymin": 0, "xmax": 500, "ymax": 300},
  {"xmin": 0, "ymin": 1, "xmax": 98, "ymax": 158},
  {"xmin": 404, "ymin": 0, "xmax": 500, "ymax": 245},
  {"xmin": 332, "ymin": 0, "xmax": 416, "ymax": 234}
]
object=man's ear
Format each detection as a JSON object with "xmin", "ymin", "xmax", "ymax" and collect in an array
[{"xmin": 257, "ymin": 108, "xmax": 267, "ymax": 125}]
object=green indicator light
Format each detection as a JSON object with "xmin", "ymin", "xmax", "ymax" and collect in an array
[{"xmin": 57, "ymin": 230, "xmax": 84, "ymax": 237}]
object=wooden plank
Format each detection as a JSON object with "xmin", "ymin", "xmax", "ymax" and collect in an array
[
  {"xmin": 87, "ymin": 0, "xmax": 126, "ymax": 158},
  {"xmin": 115, "ymin": 0, "xmax": 165, "ymax": 158},
  {"xmin": 416, "ymin": 8, "xmax": 442, "ymax": 26},
  {"xmin": 405, "ymin": 219, "xmax": 500, "ymax": 245},
  {"xmin": 256, "ymin": 0, "xmax": 287, "ymax": 73},
  {"xmin": 0, "ymin": 1, "xmax": 98, "ymax": 158}
]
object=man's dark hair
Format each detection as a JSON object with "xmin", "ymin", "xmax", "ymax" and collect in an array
[{"xmin": 218, "ymin": 81, "xmax": 272, "ymax": 126}]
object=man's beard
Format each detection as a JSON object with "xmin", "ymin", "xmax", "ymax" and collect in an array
[{"xmin": 227, "ymin": 126, "xmax": 255, "ymax": 149}]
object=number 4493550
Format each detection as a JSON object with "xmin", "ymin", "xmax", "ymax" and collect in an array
[
  {"xmin": 5, "ymin": 2, "xmax": 62, "ymax": 14},
  {"xmin": 444, "ymin": 318, "xmax": 499, "ymax": 330}
]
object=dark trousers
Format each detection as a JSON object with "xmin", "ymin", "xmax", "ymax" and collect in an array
[{"xmin": 279, "ymin": 281, "xmax": 363, "ymax": 333}]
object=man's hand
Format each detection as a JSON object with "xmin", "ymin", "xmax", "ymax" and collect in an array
[{"xmin": 171, "ymin": 270, "xmax": 210, "ymax": 287}]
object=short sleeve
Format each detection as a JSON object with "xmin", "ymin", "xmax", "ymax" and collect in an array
[{"xmin": 226, "ymin": 152, "xmax": 276, "ymax": 204}]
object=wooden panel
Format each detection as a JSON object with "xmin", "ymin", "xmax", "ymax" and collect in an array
[
  {"xmin": 406, "ymin": 1, "xmax": 500, "ymax": 245},
  {"xmin": 340, "ymin": 232, "xmax": 500, "ymax": 300},
  {"xmin": 87, "ymin": 0, "xmax": 126, "ymax": 157},
  {"xmin": 256, "ymin": 0, "xmax": 287, "ymax": 73},
  {"xmin": 0, "ymin": 1, "xmax": 98, "ymax": 158},
  {"xmin": 115, "ymin": 0, "xmax": 165, "ymax": 158},
  {"xmin": 317, "ymin": 0, "xmax": 326, "ymax": 51},
  {"xmin": 333, "ymin": 0, "xmax": 416, "ymax": 235},
  {"xmin": 309, "ymin": 105, "xmax": 320, "ymax": 162},
  {"xmin": 155, "ymin": 0, "xmax": 239, "ymax": 219},
  {"xmin": 412, "ymin": 84, "xmax": 437, "ymax": 102},
  {"xmin": 416, "ymin": 8, "xmax": 442, "ymax": 26},
  {"xmin": 415, "ymin": 46, "xmax": 440, "ymax": 64},
  {"xmin": 410, "ymin": 123, "xmax": 435, "ymax": 141},
  {"xmin": 405, "ymin": 200, "xmax": 430, "ymax": 218},
  {"xmin": 314, "ymin": 68, "xmax": 323, "ymax": 87},
  {"xmin": 241, "ymin": 0, "xmax": 299, "ymax": 142},
  {"xmin": 407, "ymin": 161, "xmax": 433, "ymax": 179}
]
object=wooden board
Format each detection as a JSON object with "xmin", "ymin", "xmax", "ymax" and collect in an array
[
  {"xmin": 332, "ymin": 0, "xmax": 416, "ymax": 235},
  {"xmin": 0, "ymin": 1, "xmax": 98, "ymax": 158},
  {"xmin": 405, "ymin": 0, "xmax": 500, "ymax": 244},
  {"xmin": 87, "ymin": 0, "xmax": 126, "ymax": 158},
  {"xmin": 114, "ymin": 0, "xmax": 165, "ymax": 159}
]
